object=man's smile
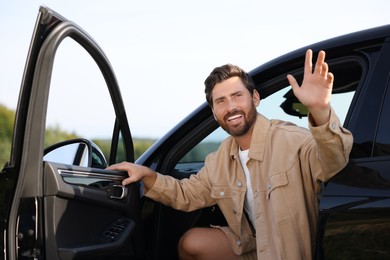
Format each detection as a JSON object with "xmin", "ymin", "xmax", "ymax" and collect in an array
[{"xmin": 227, "ymin": 114, "xmax": 243, "ymax": 122}]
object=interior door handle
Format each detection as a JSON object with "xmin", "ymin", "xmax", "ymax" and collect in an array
[{"xmin": 107, "ymin": 184, "xmax": 128, "ymax": 200}]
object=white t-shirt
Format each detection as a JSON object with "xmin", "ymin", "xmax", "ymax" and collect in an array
[{"xmin": 238, "ymin": 149, "xmax": 256, "ymax": 229}]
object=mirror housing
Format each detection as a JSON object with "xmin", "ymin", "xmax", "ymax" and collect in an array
[
  {"xmin": 280, "ymin": 89, "xmax": 308, "ymax": 118},
  {"xmin": 44, "ymin": 138, "xmax": 107, "ymax": 168}
]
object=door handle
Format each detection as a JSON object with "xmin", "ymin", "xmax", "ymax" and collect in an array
[{"xmin": 107, "ymin": 184, "xmax": 128, "ymax": 200}]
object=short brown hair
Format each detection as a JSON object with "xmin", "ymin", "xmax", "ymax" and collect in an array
[{"xmin": 204, "ymin": 64, "xmax": 256, "ymax": 107}]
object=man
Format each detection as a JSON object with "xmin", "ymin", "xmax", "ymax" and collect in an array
[{"xmin": 107, "ymin": 49, "xmax": 353, "ymax": 259}]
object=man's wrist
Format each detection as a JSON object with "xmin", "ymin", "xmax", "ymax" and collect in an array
[{"xmin": 309, "ymin": 106, "xmax": 331, "ymax": 126}]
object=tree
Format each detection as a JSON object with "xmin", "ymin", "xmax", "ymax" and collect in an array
[
  {"xmin": 0, "ymin": 103, "xmax": 156, "ymax": 167},
  {"xmin": 0, "ymin": 105, "xmax": 14, "ymax": 167}
]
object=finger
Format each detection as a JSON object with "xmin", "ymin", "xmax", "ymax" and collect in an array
[
  {"xmin": 327, "ymin": 72, "xmax": 334, "ymax": 84},
  {"xmin": 122, "ymin": 177, "xmax": 132, "ymax": 186},
  {"xmin": 287, "ymin": 74, "xmax": 299, "ymax": 91},
  {"xmin": 304, "ymin": 49, "xmax": 313, "ymax": 75},
  {"xmin": 106, "ymin": 164, "xmax": 119, "ymax": 171},
  {"xmin": 106, "ymin": 162, "xmax": 126, "ymax": 171},
  {"xmin": 321, "ymin": 62, "xmax": 329, "ymax": 76},
  {"xmin": 106, "ymin": 162, "xmax": 133, "ymax": 179},
  {"xmin": 314, "ymin": 50, "xmax": 326, "ymax": 75}
]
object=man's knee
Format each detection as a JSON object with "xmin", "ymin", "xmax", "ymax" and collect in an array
[
  {"xmin": 178, "ymin": 227, "xmax": 238, "ymax": 260},
  {"xmin": 178, "ymin": 228, "xmax": 203, "ymax": 258}
]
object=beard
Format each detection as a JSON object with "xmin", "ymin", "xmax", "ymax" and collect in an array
[{"xmin": 218, "ymin": 104, "xmax": 257, "ymax": 137}]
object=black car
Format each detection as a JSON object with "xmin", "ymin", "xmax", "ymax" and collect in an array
[{"xmin": 1, "ymin": 6, "xmax": 390, "ymax": 260}]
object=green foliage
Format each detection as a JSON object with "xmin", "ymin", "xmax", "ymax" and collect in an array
[
  {"xmin": 0, "ymin": 105, "xmax": 14, "ymax": 139},
  {"xmin": 0, "ymin": 105, "xmax": 14, "ymax": 167},
  {"xmin": 92, "ymin": 139, "xmax": 112, "ymax": 161},
  {"xmin": 0, "ymin": 104, "xmax": 80, "ymax": 167},
  {"xmin": 134, "ymin": 139, "xmax": 155, "ymax": 160},
  {"xmin": 0, "ymin": 104, "xmax": 220, "ymax": 173},
  {"xmin": 44, "ymin": 125, "xmax": 78, "ymax": 148},
  {"xmin": 93, "ymin": 138, "xmax": 156, "ymax": 163},
  {"xmin": 0, "ymin": 104, "xmax": 155, "ymax": 168},
  {"xmin": 180, "ymin": 142, "xmax": 220, "ymax": 162}
]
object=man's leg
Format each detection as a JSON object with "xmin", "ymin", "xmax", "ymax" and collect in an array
[{"xmin": 178, "ymin": 227, "xmax": 238, "ymax": 260}]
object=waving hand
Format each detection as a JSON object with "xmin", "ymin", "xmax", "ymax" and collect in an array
[{"xmin": 287, "ymin": 49, "xmax": 333, "ymax": 126}]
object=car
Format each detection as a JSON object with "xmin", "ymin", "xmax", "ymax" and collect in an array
[{"xmin": 1, "ymin": 5, "xmax": 390, "ymax": 260}]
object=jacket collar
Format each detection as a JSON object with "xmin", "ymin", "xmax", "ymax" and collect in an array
[{"xmin": 229, "ymin": 113, "xmax": 270, "ymax": 162}]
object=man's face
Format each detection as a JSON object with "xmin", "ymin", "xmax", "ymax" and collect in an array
[{"xmin": 211, "ymin": 76, "xmax": 260, "ymax": 137}]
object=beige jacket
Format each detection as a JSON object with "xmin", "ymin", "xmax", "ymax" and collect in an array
[{"xmin": 145, "ymin": 109, "xmax": 353, "ymax": 259}]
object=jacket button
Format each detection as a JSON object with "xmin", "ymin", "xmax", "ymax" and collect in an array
[
  {"xmin": 220, "ymin": 191, "xmax": 225, "ymax": 196},
  {"xmin": 237, "ymin": 181, "xmax": 242, "ymax": 187},
  {"xmin": 233, "ymin": 209, "xmax": 237, "ymax": 214},
  {"xmin": 236, "ymin": 240, "xmax": 242, "ymax": 246}
]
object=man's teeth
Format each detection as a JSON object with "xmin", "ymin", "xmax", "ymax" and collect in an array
[{"xmin": 228, "ymin": 115, "xmax": 241, "ymax": 121}]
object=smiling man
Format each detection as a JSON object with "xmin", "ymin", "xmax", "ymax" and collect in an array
[
  {"xmin": 107, "ymin": 49, "xmax": 353, "ymax": 259},
  {"xmin": 211, "ymin": 76, "xmax": 259, "ymax": 149}
]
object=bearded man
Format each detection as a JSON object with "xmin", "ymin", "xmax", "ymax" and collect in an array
[{"xmin": 108, "ymin": 49, "xmax": 353, "ymax": 260}]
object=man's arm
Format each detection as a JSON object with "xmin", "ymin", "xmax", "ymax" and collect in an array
[
  {"xmin": 287, "ymin": 49, "xmax": 333, "ymax": 126},
  {"xmin": 107, "ymin": 160, "xmax": 216, "ymax": 211}
]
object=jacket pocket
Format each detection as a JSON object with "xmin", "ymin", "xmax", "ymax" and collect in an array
[
  {"xmin": 266, "ymin": 172, "xmax": 288, "ymax": 199},
  {"xmin": 211, "ymin": 185, "xmax": 231, "ymax": 199}
]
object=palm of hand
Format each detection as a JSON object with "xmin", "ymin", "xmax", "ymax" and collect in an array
[{"xmin": 287, "ymin": 49, "xmax": 333, "ymax": 111}]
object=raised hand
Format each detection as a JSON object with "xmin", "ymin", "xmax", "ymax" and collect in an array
[{"xmin": 287, "ymin": 49, "xmax": 333, "ymax": 126}]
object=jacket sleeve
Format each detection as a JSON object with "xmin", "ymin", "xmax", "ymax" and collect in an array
[
  {"xmin": 307, "ymin": 106, "xmax": 354, "ymax": 182},
  {"xmin": 144, "ymin": 161, "xmax": 216, "ymax": 212}
]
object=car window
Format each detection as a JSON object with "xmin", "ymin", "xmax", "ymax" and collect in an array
[
  {"xmin": 175, "ymin": 57, "xmax": 361, "ymax": 173},
  {"xmin": 45, "ymin": 38, "xmax": 116, "ymax": 160},
  {"xmin": 260, "ymin": 87, "xmax": 354, "ymax": 129},
  {"xmin": 179, "ymin": 127, "xmax": 229, "ymax": 164},
  {"xmin": 176, "ymin": 88, "xmax": 354, "ymax": 167}
]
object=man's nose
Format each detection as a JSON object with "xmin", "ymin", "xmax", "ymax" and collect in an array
[{"xmin": 227, "ymin": 99, "xmax": 237, "ymax": 111}]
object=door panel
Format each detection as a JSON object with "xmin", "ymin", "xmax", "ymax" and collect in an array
[
  {"xmin": 319, "ymin": 160, "xmax": 390, "ymax": 259},
  {"xmin": 43, "ymin": 162, "xmax": 137, "ymax": 259},
  {"xmin": 318, "ymin": 40, "xmax": 390, "ymax": 259}
]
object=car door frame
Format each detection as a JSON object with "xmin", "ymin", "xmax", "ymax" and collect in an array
[{"xmin": 2, "ymin": 6, "xmax": 136, "ymax": 259}]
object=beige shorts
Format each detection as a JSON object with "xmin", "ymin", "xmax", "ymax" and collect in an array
[
  {"xmin": 211, "ymin": 225, "xmax": 257, "ymax": 260},
  {"xmin": 238, "ymin": 250, "xmax": 258, "ymax": 260}
]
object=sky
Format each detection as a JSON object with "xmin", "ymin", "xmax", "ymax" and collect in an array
[{"xmin": 1, "ymin": 0, "xmax": 390, "ymax": 138}]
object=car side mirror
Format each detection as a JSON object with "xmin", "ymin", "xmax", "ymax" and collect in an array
[
  {"xmin": 280, "ymin": 89, "xmax": 308, "ymax": 118},
  {"xmin": 43, "ymin": 138, "xmax": 107, "ymax": 168}
]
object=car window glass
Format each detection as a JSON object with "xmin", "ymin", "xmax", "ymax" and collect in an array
[
  {"xmin": 45, "ymin": 38, "xmax": 115, "ymax": 161},
  {"xmin": 173, "ymin": 127, "xmax": 228, "ymax": 177},
  {"xmin": 259, "ymin": 87, "xmax": 354, "ymax": 128},
  {"xmin": 174, "ymin": 87, "xmax": 355, "ymax": 175},
  {"xmin": 179, "ymin": 127, "xmax": 228, "ymax": 164},
  {"xmin": 174, "ymin": 58, "xmax": 361, "ymax": 172}
]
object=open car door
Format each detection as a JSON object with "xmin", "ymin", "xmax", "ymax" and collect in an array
[{"xmin": 1, "ymin": 6, "xmax": 145, "ymax": 259}]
